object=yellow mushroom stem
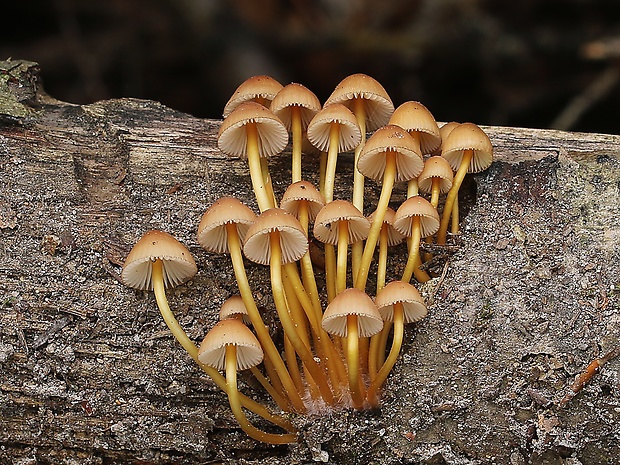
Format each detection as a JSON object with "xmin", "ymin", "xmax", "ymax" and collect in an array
[
  {"xmin": 261, "ymin": 157, "xmax": 278, "ymax": 209},
  {"xmin": 324, "ymin": 123, "xmax": 341, "ymax": 203},
  {"xmin": 336, "ymin": 220, "xmax": 349, "ymax": 295},
  {"xmin": 249, "ymin": 366, "xmax": 290, "ymax": 410},
  {"xmin": 401, "ymin": 217, "xmax": 422, "ymax": 283},
  {"xmin": 225, "ymin": 224, "xmax": 306, "ymax": 413},
  {"xmin": 430, "ymin": 178, "xmax": 442, "ymax": 208},
  {"xmin": 451, "ymin": 197, "xmax": 460, "ymax": 234},
  {"xmin": 297, "ymin": 201, "xmax": 323, "ymax": 324},
  {"xmin": 291, "ymin": 105, "xmax": 303, "ymax": 183},
  {"xmin": 246, "ymin": 123, "xmax": 274, "ymax": 213},
  {"xmin": 269, "ymin": 233, "xmax": 335, "ymax": 405},
  {"xmin": 319, "ymin": 151, "xmax": 327, "ymax": 197},
  {"xmin": 351, "ymin": 98, "xmax": 367, "ymax": 281},
  {"xmin": 324, "ymin": 243, "xmax": 337, "ymax": 303},
  {"xmin": 437, "ymin": 149, "xmax": 473, "ymax": 245},
  {"xmin": 355, "ymin": 151, "xmax": 396, "ymax": 292},
  {"xmin": 368, "ymin": 226, "xmax": 390, "ymax": 380},
  {"xmin": 225, "ymin": 346, "xmax": 298, "ymax": 444},
  {"xmin": 151, "ymin": 259, "xmax": 295, "ymax": 431},
  {"xmin": 346, "ymin": 314, "xmax": 365, "ymax": 409},
  {"xmin": 366, "ymin": 302, "xmax": 404, "ymax": 408}
]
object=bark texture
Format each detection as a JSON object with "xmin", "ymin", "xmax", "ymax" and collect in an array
[{"xmin": 1, "ymin": 59, "xmax": 619, "ymax": 465}]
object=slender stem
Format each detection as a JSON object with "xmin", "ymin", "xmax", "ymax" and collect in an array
[
  {"xmin": 261, "ymin": 157, "xmax": 278, "ymax": 208},
  {"xmin": 336, "ymin": 220, "xmax": 349, "ymax": 295},
  {"xmin": 246, "ymin": 123, "xmax": 273, "ymax": 213},
  {"xmin": 401, "ymin": 217, "xmax": 421, "ymax": 283},
  {"xmin": 226, "ymin": 224, "xmax": 306, "ymax": 412},
  {"xmin": 319, "ymin": 151, "xmax": 327, "ymax": 197},
  {"xmin": 324, "ymin": 123, "xmax": 340, "ymax": 203},
  {"xmin": 151, "ymin": 259, "xmax": 294, "ymax": 430},
  {"xmin": 351, "ymin": 98, "xmax": 366, "ymax": 282},
  {"xmin": 291, "ymin": 106, "xmax": 303, "ymax": 183},
  {"xmin": 324, "ymin": 243, "xmax": 337, "ymax": 303},
  {"xmin": 225, "ymin": 346, "xmax": 297, "ymax": 444},
  {"xmin": 250, "ymin": 366, "xmax": 290, "ymax": 410},
  {"xmin": 347, "ymin": 314, "xmax": 364, "ymax": 409},
  {"xmin": 451, "ymin": 196, "xmax": 460, "ymax": 234},
  {"xmin": 407, "ymin": 178, "xmax": 419, "ymax": 198},
  {"xmin": 437, "ymin": 150, "xmax": 473, "ymax": 244},
  {"xmin": 367, "ymin": 303, "xmax": 404, "ymax": 408},
  {"xmin": 430, "ymin": 178, "xmax": 441, "ymax": 208},
  {"xmin": 368, "ymin": 227, "xmax": 389, "ymax": 380}
]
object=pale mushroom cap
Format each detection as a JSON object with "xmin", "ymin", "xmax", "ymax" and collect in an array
[
  {"xmin": 306, "ymin": 103, "xmax": 362, "ymax": 153},
  {"xmin": 375, "ymin": 280, "xmax": 428, "ymax": 324},
  {"xmin": 122, "ymin": 230, "xmax": 197, "ymax": 291},
  {"xmin": 441, "ymin": 122, "xmax": 493, "ymax": 173},
  {"xmin": 417, "ymin": 156, "xmax": 454, "ymax": 194},
  {"xmin": 393, "ymin": 196, "xmax": 440, "ymax": 238},
  {"xmin": 324, "ymin": 73, "xmax": 394, "ymax": 131},
  {"xmin": 270, "ymin": 83, "xmax": 322, "ymax": 130},
  {"xmin": 223, "ymin": 75, "xmax": 284, "ymax": 118},
  {"xmin": 321, "ymin": 288, "xmax": 383, "ymax": 337},
  {"xmin": 280, "ymin": 181, "xmax": 325, "ymax": 221},
  {"xmin": 198, "ymin": 319, "xmax": 264, "ymax": 371},
  {"xmin": 430, "ymin": 122, "xmax": 460, "ymax": 157},
  {"xmin": 218, "ymin": 101, "xmax": 289, "ymax": 159},
  {"xmin": 357, "ymin": 124, "xmax": 424, "ymax": 182},
  {"xmin": 389, "ymin": 101, "xmax": 441, "ymax": 155},
  {"xmin": 313, "ymin": 200, "xmax": 370, "ymax": 245},
  {"xmin": 243, "ymin": 208, "xmax": 309, "ymax": 265},
  {"xmin": 197, "ymin": 197, "xmax": 257, "ymax": 253},
  {"xmin": 219, "ymin": 295, "xmax": 251, "ymax": 324},
  {"xmin": 368, "ymin": 207, "xmax": 406, "ymax": 247}
]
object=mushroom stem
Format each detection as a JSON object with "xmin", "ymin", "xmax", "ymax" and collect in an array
[
  {"xmin": 407, "ymin": 178, "xmax": 419, "ymax": 198},
  {"xmin": 355, "ymin": 151, "xmax": 396, "ymax": 292},
  {"xmin": 324, "ymin": 243, "xmax": 337, "ymax": 303},
  {"xmin": 225, "ymin": 224, "xmax": 307, "ymax": 413},
  {"xmin": 351, "ymin": 98, "xmax": 366, "ymax": 281},
  {"xmin": 250, "ymin": 366, "xmax": 290, "ymax": 410},
  {"xmin": 261, "ymin": 157, "xmax": 278, "ymax": 208},
  {"xmin": 246, "ymin": 123, "xmax": 275, "ymax": 212},
  {"xmin": 225, "ymin": 346, "xmax": 298, "ymax": 444},
  {"xmin": 451, "ymin": 197, "xmax": 460, "ymax": 234},
  {"xmin": 336, "ymin": 220, "xmax": 349, "ymax": 295},
  {"xmin": 430, "ymin": 178, "xmax": 441, "ymax": 208},
  {"xmin": 324, "ymin": 123, "xmax": 340, "ymax": 203},
  {"xmin": 151, "ymin": 260, "xmax": 294, "ymax": 430},
  {"xmin": 270, "ymin": 232, "xmax": 335, "ymax": 405},
  {"xmin": 346, "ymin": 314, "xmax": 365, "ymax": 409},
  {"xmin": 366, "ymin": 303, "xmax": 404, "ymax": 407},
  {"xmin": 319, "ymin": 151, "xmax": 327, "ymax": 196},
  {"xmin": 437, "ymin": 150, "xmax": 473, "ymax": 245},
  {"xmin": 368, "ymin": 227, "xmax": 390, "ymax": 380},
  {"xmin": 401, "ymin": 217, "xmax": 422, "ymax": 283},
  {"xmin": 291, "ymin": 106, "xmax": 303, "ymax": 183}
]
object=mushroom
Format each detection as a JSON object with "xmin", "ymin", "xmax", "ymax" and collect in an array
[
  {"xmin": 393, "ymin": 196, "xmax": 440, "ymax": 283},
  {"xmin": 197, "ymin": 197, "xmax": 306, "ymax": 413},
  {"xmin": 355, "ymin": 125, "xmax": 424, "ymax": 292},
  {"xmin": 322, "ymin": 288, "xmax": 383, "ymax": 409},
  {"xmin": 223, "ymin": 75, "xmax": 283, "ymax": 117},
  {"xmin": 270, "ymin": 83, "xmax": 322, "ymax": 183},
  {"xmin": 436, "ymin": 122, "xmax": 493, "ymax": 245},
  {"xmin": 366, "ymin": 281, "xmax": 427, "ymax": 407},
  {"xmin": 367, "ymin": 207, "xmax": 406, "ymax": 294},
  {"xmin": 417, "ymin": 156, "xmax": 454, "ymax": 209},
  {"xmin": 218, "ymin": 102, "xmax": 288, "ymax": 212},
  {"xmin": 198, "ymin": 319, "xmax": 297, "ymax": 444},
  {"xmin": 436, "ymin": 121, "xmax": 461, "ymax": 232},
  {"xmin": 244, "ymin": 208, "xmax": 335, "ymax": 405}
]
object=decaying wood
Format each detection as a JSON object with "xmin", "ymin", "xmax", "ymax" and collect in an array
[{"xmin": 1, "ymin": 60, "xmax": 619, "ymax": 464}]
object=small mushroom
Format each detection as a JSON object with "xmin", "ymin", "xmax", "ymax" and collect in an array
[{"xmin": 223, "ymin": 75, "xmax": 283, "ymax": 117}]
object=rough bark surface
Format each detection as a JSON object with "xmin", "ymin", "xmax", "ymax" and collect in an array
[{"xmin": 1, "ymin": 60, "xmax": 619, "ymax": 465}]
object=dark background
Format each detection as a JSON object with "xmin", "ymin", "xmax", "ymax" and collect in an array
[{"xmin": 3, "ymin": 0, "xmax": 620, "ymax": 134}]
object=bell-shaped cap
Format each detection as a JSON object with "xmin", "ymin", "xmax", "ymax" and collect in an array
[
  {"xmin": 388, "ymin": 101, "xmax": 441, "ymax": 155},
  {"xmin": 441, "ymin": 122, "xmax": 493, "ymax": 173},
  {"xmin": 313, "ymin": 200, "xmax": 370, "ymax": 245},
  {"xmin": 375, "ymin": 280, "xmax": 428, "ymax": 323},
  {"xmin": 321, "ymin": 288, "xmax": 383, "ymax": 337},
  {"xmin": 417, "ymin": 156, "xmax": 454, "ymax": 195},
  {"xmin": 306, "ymin": 103, "xmax": 362, "ymax": 153},
  {"xmin": 198, "ymin": 319, "xmax": 264, "ymax": 371},
  {"xmin": 270, "ymin": 83, "xmax": 322, "ymax": 131},
  {"xmin": 223, "ymin": 75, "xmax": 283, "ymax": 118},
  {"xmin": 368, "ymin": 207, "xmax": 406, "ymax": 247},
  {"xmin": 197, "ymin": 197, "xmax": 256, "ymax": 254},
  {"xmin": 393, "ymin": 196, "xmax": 440, "ymax": 238},
  {"xmin": 280, "ymin": 181, "xmax": 325, "ymax": 222}
]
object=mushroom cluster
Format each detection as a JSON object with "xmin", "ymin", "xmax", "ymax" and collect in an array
[{"xmin": 121, "ymin": 74, "xmax": 493, "ymax": 444}]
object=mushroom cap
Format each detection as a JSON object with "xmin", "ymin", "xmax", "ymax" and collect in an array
[
  {"xmin": 219, "ymin": 295, "xmax": 251, "ymax": 324},
  {"xmin": 306, "ymin": 103, "xmax": 362, "ymax": 153},
  {"xmin": 218, "ymin": 101, "xmax": 289, "ymax": 159},
  {"xmin": 280, "ymin": 181, "xmax": 325, "ymax": 222},
  {"xmin": 388, "ymin": 101, "xmax": 441, "ymax": 155},
  {"xmin": 122, "ymin": 230, "xmax": 197, "ymax": 291},
  {"xmin": 270, "ymin": 83, "xmax": 322, "ymax": 131},
  {"xmin": 393, "ymin": 196, "xmax": 440, "ymax": 238},
  {"xmin": 197, "ymin": 197, "xmax": 257, "ymax": 254},
  {"xmin": 357, "ymin": 124, "xmax": 424, "ymax": 182},
  {"xmin": 243, "ymin": 208, "xmax": 308, "ymax": 265},
  {"xmin": 198, "ymin": 319, "xmax": 264, "ymax": 371},
  {"xmin": 431, "ymin": 121, "xmax": 460, "ymax": 156},
  {"xmin": 313, "ymin": 200, "xmax": 370, "ymax": 245},
  {"xmin": 324, "ymin": 73, "xmax": 394, "ymax": 131},
  {"xmin": 368, "ymin": 207, "xmax": 406, "ymax": 247},
  {"xmin": 375, "ymin": 280, "xmax": 428, "ymax": 323},
  {"xmin": 321, "ymin": 288, "xmax": 383, "ymax": 337},
  {"xmin": 441, "ymin": 122, "xmax": 493, "ymax": 173},
  {"xmin": 223, "ymin": 75, "xmax": 283, "ymax": 118},
  {"xmin": 417, "ymin": 156, "xmax": 454, "ymax": 195}
]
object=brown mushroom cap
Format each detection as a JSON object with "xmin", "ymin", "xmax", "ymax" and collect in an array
[
  {"xmin": 417, "ymin": 156, "xmax": 454, "ymax": 195},
  {"xmin": 223, "ymin": 75, "xmax": 284, "ymax": 118},
  {"xmin": 321, "ymin": 288, "xmax": 383, "ymax": 337},
  {"xmin": 393, "ymin": 196, "xmax": 440, "ymax": 238},
  {"xmin": 197, "ymin": 197, "xmax": 257, "ymax": 253},
  {"xmin": 243, "ymin": 208, "xmax": 308, "ymax": 265},
  {"xmin": 306, "ymin": 103, "xmax": 362, "ymax": 153},
  {"xmin": 388, "ymin": 101, "xmax": 441, "ymax": 155},
  {"xmin": 218, "ymin": 101, "xmax": 289, "ymax": 159},
  {"xmin": 270, "ymin": 83, "xmax": 322, "ymax": 131},
  {"xmin": 375, "ymin": 280, "xmax": 428, "ymax": 323},
  {"xmin": 197, "ymin": 319, "xmax": 264, "ymax": 370},
  {"xmin": 357, "ymin": 124, "xmax": 424, "ymax": 183},
  {"xmin": 441, "ymin": 122, "xmax": 493, "ymax": 173},
  {"xmin": 280, "ymin": 181, "xmax": 325, "ymax": 221},
  {"xmin": 313, "ymin": 200, "xmax": 370, "ymax": 245},
  {"xmin": 368, "ymin": 207, "xmax": 406, "ymax": 247},
  {"xmin": 219, "ymin": 295, "xmax": 251, "ymax": 324},
  {"xmin": 324, "ymin": 74, "xmax": 394, "ymax": 131},
  {"xmin": 122, "ymin": 230, "xmax": 197, "ymax": 291}
]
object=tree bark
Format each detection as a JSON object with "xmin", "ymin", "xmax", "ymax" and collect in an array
[{"xmin": 1, "ymin": 59, "xmax": 619, "ymax": 464}]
